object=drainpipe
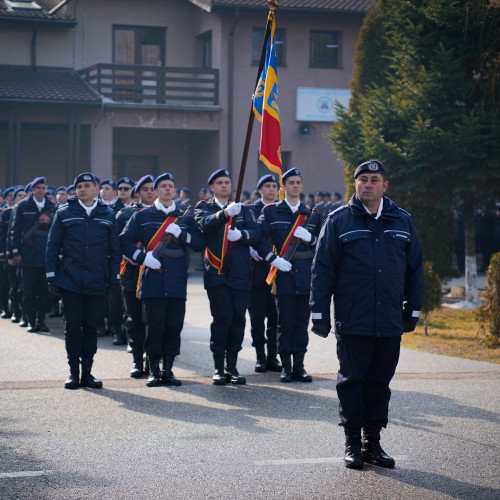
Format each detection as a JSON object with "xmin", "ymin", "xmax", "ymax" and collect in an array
[
  {"xmin": 30, "ymin": 25, "xmax": 38, "ymax": 68},
  {"xmin": 227, "ymin": 9, "xmax": 240, "ymax": 173}
]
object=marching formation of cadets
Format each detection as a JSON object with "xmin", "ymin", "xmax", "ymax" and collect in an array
[{"xmin": 0, "ymin": 168, "xmax": 327, "ymax": 389}]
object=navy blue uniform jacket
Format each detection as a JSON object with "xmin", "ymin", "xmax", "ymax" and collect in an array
[
  {"xmin": 310, "ymin": 195, "xmax": 424, "ymax": 337},
  {"xmin": 46, "ymin": 197, "xmax": 121, "ymax": 295},
  {"xmin": 194, "ymin": 199, "xmax": 259, "ymax": 291},
  {"xmin": 120, "ymin": 203, "xmax": 205, "ymax": 300},
  {"xmin": 257, "ymin": 200, "xmax": 322, "ymax": 296},
  {"xmin": 10, "ymin": 194, "xmax": 56, "ymax": 267}
]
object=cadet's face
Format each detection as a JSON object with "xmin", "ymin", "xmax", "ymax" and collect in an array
[
  {"xmin": 14, "ymin": 191, "xmax": 26, "ymax": 203},
  {"xmin": 56, "ymin": 191, "xmax": 68, "ymax": 204},
  {"xmin": 210, "ymin": 177, "xmax": 232, "ymax": 200},
  {"xmin": 139, "ymin": 182, "xmax": 156, "ymax": 205},
  {"xmin": 5, "ymin": 193, "xmax": 13, "ymax": 205},
  {"xmin": 76, "ymin": 182, "xmax": 98, "ymax": 203},
  {"xmin": 100, "ymin": 184, "xmax": 116, "ymax": 201},
  {"xmin": 355, "ymin": 173, "xmax": 388, "ymax": 207},
  {"xmin": 283, "ymin": 176, "xmax": 303, "ymax": 198},
  {"xmin": 155, "ymin": 180, "xmax": 175, "ymax": 203},
  {"xmin": 117, "ymin": 184, "xmax": 132, "ymax": 201},
  {"xmin": 33, "ymin": 183, "xmax": 47, "ymax": 201},
  {"xmin": 259, "ymin": 182, "xmax": 278, "ymax": 202}
]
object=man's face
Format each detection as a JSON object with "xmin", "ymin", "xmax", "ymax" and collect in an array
[
  {"xmin": 139, "ymin": 182, "xmax": 156, "ymax": 205},
  {"xmin": 355, "ymin": 173, "xmax": 388, "ymax": 206},
  {"xmin": 117, "ymin": 183, "xmax": 132, "ymax": 202},
  {"xmin": 283, "ymin": 176, "xmax": 303, "ymax": 198},
  {"xmin": 56, "ymin": 191, "xmax": 68, "ymax": 204},
  {"xmin": 155, "ymin": 180, "xmax": 175, "ymax": 203},
  {"xmin": 14, "ymin": 191, "xmax": 26, "ymax": 204},
  {"xmin": 67, "ymin": 189, "xmax": 76, "ymax": 197},
  {"xmin": 314, "ymin": 193, "xmax": 323, "ymax": 203},
  {"xmin": 259, "ymin": 182, "xmax": 278, "ymax": 202},
  {"xmin": 32, "ymin": 183, "xmax": 47, "ymax": 201},
  {"xmin": 100, "ymin": 184, "xmax": 116, "ymax": 202},
  {"xmin": 210, "ymin": 177, "xmax": 232, "ymax": 200},
  {"xmin": 4, "ymin": 193, "xmax": 13, "ymax": 206},
  {"xmin": 76, "ymin": 182, "xmax": 98, "ymax": 203}
]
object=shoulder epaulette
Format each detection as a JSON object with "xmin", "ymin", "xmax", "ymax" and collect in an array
[{"xmin": 328, "ymin": 204, "xmax": 349, "ymax": 218}]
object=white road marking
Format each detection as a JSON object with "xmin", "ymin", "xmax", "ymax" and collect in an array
[
  {"xmin": 254, "ymin": 456, "xmax": 408, "ymax": 466},
  {"xmin": 0, "ymin": 470, "xmax": 53, "ymax": 479}
]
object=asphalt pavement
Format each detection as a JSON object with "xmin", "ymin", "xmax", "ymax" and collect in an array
[{"xmin": 1, "ymin": 272, "xmax": 499, "ymax": 499}]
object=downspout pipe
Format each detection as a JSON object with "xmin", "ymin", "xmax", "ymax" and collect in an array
[
  {"xmin": 227, "ymin": 9, "xmax": 240, "ymax": 173},
  {"xmin": 30, "ymin": 25, "xmax": 38, "ymax": 68}
]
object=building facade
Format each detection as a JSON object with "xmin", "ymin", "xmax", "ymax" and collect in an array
[{"xmin": 0, "ymin": 0, "xmax": 369, "ymax": 195}]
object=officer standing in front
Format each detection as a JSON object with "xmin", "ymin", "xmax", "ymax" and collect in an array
[
  {"xmin": 10, "ymin": 176, "xmax": 56, "ymax": 333},
  {"xmin": 194, "ymin": 169, "xmax": 259, "ymax": 385},
  {"xmin": 46, "ymin": 173, "xmax": 121, "ymax": 389},
  {"xmin": 310, "ymin": 160, "xmax": 424, "ymax": 469},
  {"xmin": 248, "ymin": 174, "xmax": 281, "ymax": 373},
  {"xmin": 257, "ymin": 168, "xmax": 321, "ymax": 383},
  {"xmin": 121, "ymin": 173, "xmax": 205, "ymax": 387}
]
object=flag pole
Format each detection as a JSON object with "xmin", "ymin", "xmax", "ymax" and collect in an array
[
  {"xmin": 221, "ymin": 0, "xmax": 280, "ymax": 274},
  {"xmin": 231, "ymin": 0, "xmax": 280, "ymax": 212}
]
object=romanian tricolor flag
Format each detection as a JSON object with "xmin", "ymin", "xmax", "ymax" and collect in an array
[{"xmin": 253, "ymin": 12, "xmax": 282, "ymax": 191}]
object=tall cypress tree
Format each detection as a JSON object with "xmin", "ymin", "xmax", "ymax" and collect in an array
[{"xmin": 330, "ymin": 0, "xmax": 500, "ymax": 295}]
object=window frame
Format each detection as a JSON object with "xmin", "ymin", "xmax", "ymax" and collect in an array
[
  {"xmin": 309, "ymin": 30, "xmax": 341, "ymax": 69},
  {"xmin": 252, "ymin": 26, "xmax": 286, "ymax": 67}
]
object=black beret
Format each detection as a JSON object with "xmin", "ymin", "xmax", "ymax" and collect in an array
[
  {"xmin": 56, "ymin": 186, "xmax": 67, "ymax": 193},
  {"xmin": 154, "ymin": 173, "xmax": 175, "ymax": 189},
  {"xmin": 354, "ymin": 160, "xmax": 386, "ymax": 179},
  {"xmin": 3, "ymin": 186, "xmax": 15, "ymax": 197},
  {"xmin": 181, "ymin": 187, "xmax": 191, "ymax": 195},
  {"xmin": 132, "ymin": 175, "xmax": 154, "ymax": 196},
  {"xmin": 67, "ymin": 184, "xmax": 75, "ymax": 191},
  {"xmin": 207, "ymin": 169, "xmax": 230, "ymax": 186},
  {"xmin": 100, "ymin": 179, "xmax": 117, "ymax": 189},
  {"xmin": 282, "ymin": 168, "xmax": 302, "ymax": 182},
  {"xmin": 24, "ymin": 182, "xmax": 32, "ymax": 192},
  {"xmin": 13, "ymin": 187, "xmax": 26, "ymax": 199},
  {"xmin": 257, "ymin": 174, "xmax": 278, "ymax": 190},
  {"xmin": 74, "ymin": 172, "xmax": 99, "ymax": 186},
  {"xmin": 31, "ymin": 176, "xmax": 47, "ymax": 187},
  {"xmin": 117, "ymin": 176, "xmax": 135, "ymax": 188},
  {"xmin": 315, "ymin": 191, "xmax": 324, "ymax": 197}
]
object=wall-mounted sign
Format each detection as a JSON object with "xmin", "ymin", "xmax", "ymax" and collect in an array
[{"xmin": 296, "ymin": 87, "xmax": 351, "ymax": 122}]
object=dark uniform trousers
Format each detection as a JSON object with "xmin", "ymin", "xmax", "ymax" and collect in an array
[
  {"xmin": 336, "ymin": 334, "xmax": 401, "ymax": 428},
  {"xmin": 142, "ymin": 297, "xmax": 185, "ymax": 357},
  {"xmin": 7, "ymin": 263, "xmax": 22, "ymax": 318},
  {"xmin": 23, "ymin": 266, "xmax": 48, "ymax": 321},
  {"xmin": 0, "ymin": 262, "xmax": 9, "ymax": 313},
  {"xmin": 61, "ymin": 290, "xmax": 106, "ymax": 359},
  {"xmin": 123, "ymin": 290, "xmax": 145, "ymax": 352},
  {"xmin": 248, "ymin": 284, "xmax": 277, "ymax": 349},
  {"xmin": 207, "ymin": 284, "xmax": 248, "ymax": 355},
  {"xmin": 275, "ymin": 294, "xmax": 310, "ymax": 355}
]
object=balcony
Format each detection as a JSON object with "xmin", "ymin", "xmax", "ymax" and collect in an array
[{"xmin": 79, "ymin": 63, "xmax": 219, "ymax": 108}]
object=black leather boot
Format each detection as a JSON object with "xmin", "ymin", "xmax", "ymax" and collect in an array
[
  {"xmin": 292, "ymin": 352, "xmax": 312, "ymax": 382},
  {"xmin": 27, "ymin": 314, "xmax": 38, "ymax": 333},
  {"xmin": 279, "ymin": 353, "xmax": 293, "ymax": 382},
  {"xmin": 161, "ymin": 354, "xmax": 182, "ymax": 386},
  {"xmin": 362, "ymin": 423, "xmax": 395, "ymax": 468},
  {"xmin": 112, "ymin": 328, "xmax": 126, "ymax": 346},
  {"xmin": 36, "ymin": 316, "xmax": 50, "ymax": 333},
  {"xmin": 254, "ymin": 345, "xmax": 267, "ymax": 373},
  {"xmin": 225, "ymin": 351, "xmax": 246, "ymax": 384},
  {"xmin": 146, "ymin": 356, "xmax": 161, "ymax": 387},
  {"xmin": 80, "ymin": 358, "xmax": 102, "ymax": 388},
  {"xmin": 64, "ymin": 358, "xmax": 80, "ymax": 389},
  {"xmin": 19, "ymin": 316, "xmax": 28, "ymax": 328},
  {"xmin": 344, "ymin": 427, "xmax": 363, "ymax": 469},
  {"xmin": 212, "ymin": 353, "xmax": 227, "ymax": 385},
  {"xmin": 266, "ymin": 344, "xmax": 282, "ymax": 372},
  {"xmin": 130, "ymin": 350, "xmax": 144, "ymax": 378}
]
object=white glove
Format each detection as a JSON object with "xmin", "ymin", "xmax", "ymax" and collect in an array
[
  {"xmin": 272, "ymin": 256, "xmax": 292, "ymax": 272},
  {"xmin": 249, "ymin": 246, "xmax": 263, "ymax": 261},
  {"xmin": 143, "ymin": 251, "xmax": 161, "ymax": 270},
  {"xmin": 165, "ymin": 223, "xmax": 181, "ymax": 239},
  {"xmin": 294, "ymin": 226, "xmax": 312, "ymax": 243},
  {"xmin": 227, "ymin": 228, "xmax": 242, "ymax": 242},
  {"xmin": 226, "ymin": 202, "xmax": 242, "ymax": 217}
]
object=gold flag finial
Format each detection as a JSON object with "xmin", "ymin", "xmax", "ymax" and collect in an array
[{"xmin": 267, "ymin": 0, "xmax": 280, "ymax": 12}]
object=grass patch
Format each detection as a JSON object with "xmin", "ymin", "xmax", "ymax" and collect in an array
[{"xmin": 401, "ymin": 307, "xmax": 500, "ymax": 364}]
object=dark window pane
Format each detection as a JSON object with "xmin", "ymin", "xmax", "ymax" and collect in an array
[
  {"xmin": 310, "ymin": 30, "xmax": 340, "ymax": 68},
  {"xmin": 252, "ymin": 27, "xmax": 285, "ymax": 66}
]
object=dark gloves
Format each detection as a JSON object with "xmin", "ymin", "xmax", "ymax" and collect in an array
[
  {"xmin": 312, "ymin": 321, "xmax": 331, "ymax": 338},
  {"xmin": 48, "ymin": 282, "xmax": 61, "ymax": 296},
  {"xmin": 402, "ymin": 303, "xmax": 419, "ymax": 332}
]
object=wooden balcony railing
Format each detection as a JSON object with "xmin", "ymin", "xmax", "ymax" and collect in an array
[{"xmin": 79, "ymin": 63, "xmax": 219, "ymax": 106}]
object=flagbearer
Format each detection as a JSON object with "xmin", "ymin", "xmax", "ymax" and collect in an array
[
  {"xmin": 194, "ymin": 169, "xmax": 260, "ymax": 385},
  {"xmin": 248, "ymin": 174, "xmax": 281, "ymax": 373},
  {"xmin": 257, "ymin": 168, "xmax": 321, "ymax": 382},
  {"xmin": 120, "ymin": 173, "xmax": 204, "ymax": 387},
  {"xmin": 46, "ymin": 173, "xmax": 121, "ymax": 389}
]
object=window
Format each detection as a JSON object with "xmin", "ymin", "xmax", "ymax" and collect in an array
[
  {"xmin": 310, "ymin": 30, "xmax": 341, "ymax": 68},
  {"xmin": 252, "ymin": 27, "xmax": 285, "ymax": 66},
  {"xmin": 113, "ymin": 26, "xmax": 166, "ymax": 65},
  {"xmin": 197, "ymin": 31, "xmax": 212, "ymax": 68}
]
